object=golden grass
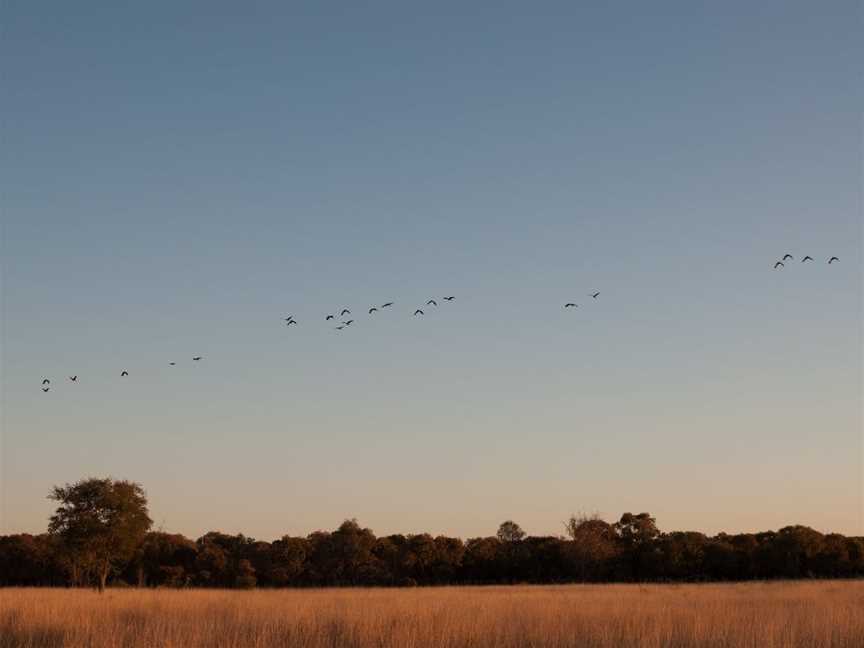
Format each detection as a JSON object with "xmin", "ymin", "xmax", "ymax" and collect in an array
[{"xmin": 1, "ymin": 581, "xmax": 862, "ymax": 647}]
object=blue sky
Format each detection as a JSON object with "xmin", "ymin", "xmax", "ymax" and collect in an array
[{"xmin": 2, "ymin": 1, "xmax": 861, "ymax": 540}]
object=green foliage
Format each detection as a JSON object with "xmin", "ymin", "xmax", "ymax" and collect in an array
[
  {"xmin": 47, "ymin": 478, "xmax": 152, "ymax": 591},
  {"xmin": 497, "ymin": 521, "xmax": 526, "ymax": 543},
  {"xmin": 564, "ymin": 514, "xmax": 618, "ymax": 581},
  {"xmin": 1, "ymin": 479, "xmax": 860, "ymax": 588},
  {"xmin": 234, "ymin": 559, "xmax": 257, "ymax": 589}
]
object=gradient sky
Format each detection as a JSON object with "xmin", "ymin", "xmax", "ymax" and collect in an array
[{"xmin": 1, "ymin": 1, "xmax": 861, "ymax": 541}]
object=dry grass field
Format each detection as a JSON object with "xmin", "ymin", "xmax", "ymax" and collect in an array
[{"xmin": 1, "ymin": 581, "xmax": 862, "ymax": 648}]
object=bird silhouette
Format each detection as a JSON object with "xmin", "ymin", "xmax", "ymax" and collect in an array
[
  {"xmin": 42, "ymin": 379, "xmax": 50, "ymax": 385},
  {"xmin": 340, "ymin": 309, "xmax": 351, "ymax": 316},
  {"xmin": 286, "ymin": 320, "xmax": 297, "ymax": 326},
  {"xmin": 342, "ymin": 320, "xmax": 354, "ymax": 326},
  {"xmin": 802, "ymin": 256, "xmax": 813, "ymax": 262},
  {"xmin": 335, "ymin": 325, "xmax": 345, "ymax": 330},
  {"xmin": 427, "ymin": 299, "xmax": 438, "ymax": 306},
  {"xmin": 325, "ymin": 315, "xmax": 334, "ymax": 321},
  {"xmin": 828, "ymin": 256, "xmax": 839, "ymax": 264},
  {"xmin": 414, "ymin": 309, "xmax": 424, "ymax": 316},
  {"xmin": 42, "ymin": 387, "xmax": 50, "ymax": 393},
  {"xmin": 774, "ymin": 261, "xmax": 784, "ymax": 269},
  {"xmin": 192, "ymin": 356, "xmax": 202, "ymax": 361},
  {"xmin": 368, "ymin": 307, "xmax": 378, "ymax": 314},
  {"xmin": 69, "ymin": 376, "xmax": 77, "ymax": 382},
  {"xmin": 169, "ymin": 362, "xmax": 176, "ymax": 366},
  {"xmin": 284, "ymin": 316, "xmax": 294, "ymax": 322},
  {"xmin": 564, "ymin": 303, "xmax": 577, "ymax": 308},
  {"xmin": 591, "ymin": 292, "xmax": 600, "ymax": 299},
  {"xmin": 381, "ymin": 302, "xmax": 394, "ymax": 308},
  {"xmin": 443, "ymin": 296, "xmax": 455, "ymax": 301},
  {"xmin": 782, "ymin": 254, "xmax": 793, "ymax": 261},
  {"xmin": 121, "ymin": 371, "xmax": 129, "ymax": 377}
]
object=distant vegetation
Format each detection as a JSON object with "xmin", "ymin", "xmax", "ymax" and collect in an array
[{"xmin": 1, "ymin": 478, "xmax": 862, "ymax": 589}]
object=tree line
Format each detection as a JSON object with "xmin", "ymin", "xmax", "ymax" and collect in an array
[{"xmin": 1, "ymin": 478, "xmax": 862, "ymax": 589}]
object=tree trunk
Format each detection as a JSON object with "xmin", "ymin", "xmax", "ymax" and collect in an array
[
  {"xmin": 70, "ymin": 562, "xmax": 81, "ymax": 587},
  {"xmin": 97, "ymin": 563, "xmax": 109, "ymax": 593}
]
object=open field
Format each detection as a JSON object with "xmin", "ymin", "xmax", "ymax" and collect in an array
[{"xmin": 2, "ymin": 581, "xmax": 863, "ymax": 648}]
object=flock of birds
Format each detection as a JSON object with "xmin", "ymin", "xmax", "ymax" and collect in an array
[
  {"xmin": 37, "ymin": 253, "xmax": 842, "ymax": 393},
  {"xmin": 773, "ymin": 254, "xmax": 839, "ymax": 269},
  {"xmin": 280, "ymin": 296, "xmax": 459, "ymax": 332},
  {"xmin": 40, "ymin": 357, "xmax": 204, "ymax": 393},
  {"xmin": 38, "ymin": 296, "xmax": 465, "ymax": 391}
]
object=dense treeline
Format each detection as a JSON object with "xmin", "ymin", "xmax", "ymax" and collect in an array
[{"xmin": 3, "ymin": 513, "xmax": 863, "ymax": 588}]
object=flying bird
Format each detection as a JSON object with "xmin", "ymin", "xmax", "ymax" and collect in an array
[
  {"xmin": 325, "ymin": 315, "xmax": 335, "ymax": 321},
  {"xmin": 42, "ymin": 387, "xmax": 50, "ymax": 393},
  {"xmin": 286, "ymin": 320, "xmax": 297, "ymax": 326},
  {"xmin": 443, "ymin": 296, "xmax": 455, "ymax": 301},
  {"xmin": 591, "ymin": 292, "xmax": 600, "ymax": 299},
  {"xmin": 427, "ymin": 299, "xmax": 438, "ymax": 306},
  {"xmin": 828, "ymin": 256, "xmax": 839, "ymax": 264},
  {"xmin": 169, "ymin": 362, "xmax": 176, "ymax": 366},
  {"xmin": 782, "ymin": 254, "xmax": 793, "ymax": 261},
  {"xmin": 381, "ymin": 302, "xmax": 393, "ymax": 308},
  {"xmin": 121, "ymin": 371, "xmax": 129, "ymax": 377},
  {"xmin": 564, "ymin": 303, "xmax": 577, "ymax": 308},
  {"xmin": 192, "ymin": 356, "xmax": 202, "ymax": 361},
  {"xmin": 414, "ymin": 309, "xmax": 424, "ymax": 316},
  {"xmin": 69, "ymin": 376, "xmax": 77, "ymax": 382},
  {"xmin": 335, "ymin": 325, "xmax": 345, "ymax": 330},
  {"xmin": 342, "ymin": 320, "xmax": 354, "ymax": 326},
  {"xmin": 774, "ymin": 261, "xmax": 784, "ymax": 269},
  {"xmin": 340, "ymin": 309, "xmax": 351, "ymax": 316},
  {"xmin": 802, "ymin": 256, "xmax": 813, "ymax": 262},
  {"xmin": 283, "ymin": 316, "xmax": 294, "ymax": 322},
  {"xmin": 42, "ymin": 379, "xmax": 50, "ymax": 385},
  {"xmin": 369, "ymin": 307, "xmax": 378, "ymax": 314}
]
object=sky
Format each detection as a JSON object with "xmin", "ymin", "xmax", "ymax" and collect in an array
[{"xmin": 1, "ymin": 0, "xmax": 861, "ymax": 541}]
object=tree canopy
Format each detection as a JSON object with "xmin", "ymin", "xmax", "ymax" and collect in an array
[
  {"xmin": 47, "ymin": 477, "xmax": 152, "ymax": 591},
  {"xmin": 1, "ymin": 478, "xmax": 860, "ymax": 589}
]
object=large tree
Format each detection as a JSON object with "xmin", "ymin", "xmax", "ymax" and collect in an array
[
  {"xmin": 564, "ymin": 513, "xmax": 618, "ymax": 581},
  {"xmin": 496, "ymin": 520, "xmax": 526, "ymax": 543},
  {"xmin": 48, "ymin": 477, "xmax": 152, "ymax": 591},
  {"xmin": 132, "ymin": 532, "xmax": 197, "ymax": 587},
  {"xmin": 614, "ymin": 512, "xmax": 661, "ymax": 580}
]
